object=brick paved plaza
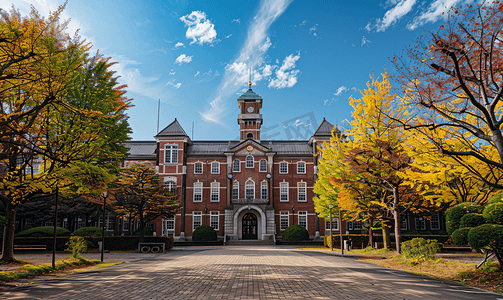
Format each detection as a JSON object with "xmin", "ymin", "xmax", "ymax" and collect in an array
[{"xmin": 2, "ymin": 246, "xmax": 501, "ymax": 300}]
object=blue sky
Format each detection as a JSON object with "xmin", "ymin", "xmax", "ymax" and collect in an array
[{"xmin": 3, "ymin": 0, "xmax": 478, "ymax": 141}]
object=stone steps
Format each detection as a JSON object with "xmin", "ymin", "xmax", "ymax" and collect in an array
[{"xmin": 225, "ymin": 239, "xmax": 275, "ymax": 246}]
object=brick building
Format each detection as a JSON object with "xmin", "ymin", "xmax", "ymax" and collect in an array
[{"xmin": 124, "ymin": 85, "xmax": 342, "ymax": 241}]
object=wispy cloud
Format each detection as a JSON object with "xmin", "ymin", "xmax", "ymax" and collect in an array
[
  {"xmin": 225, "ymin": 34, "xmax": 232, "ymax": 39},
  {"xmin": 169, "ymin": 69, "xmax": 176, "ymax": 75},
  {"xmin": 269, "ymin": 53, "xmax": 301, "ymax": 89},
  {"xmin": 334, "ymin": 86, "xmax": 348, "ymax": 96},
  {"xmin": 407, "ymin": 0, "xmax": 461, "ymax": 30},
  {"xmin": 200, "ymin": 0, "xmax": 293, "ymax": 124},
  {"xmin": 194, "ymin": 71, "xmax": 200, "ymax": 77},
  {"xmin": 368, "ymin": 0, "xmax": 417, "ymax": 32},
  {"xmin": 309, "ymin": 25, "xmax": 318, "ymax": 36},
  {"xmin": 175, "ymin": 42, "xmax": 184, "ymax": 48},
  {"xmin": 136, "ymin": 18, "xmax": 151, "ymax": 26},
  {"xmin": 180, "ymin": 11, "xmax": 217, "ymax": 45},
  {"xmin": 174, "ymin": 54, "xmax": 193, "ymax": 65},
  {"xmin": 361, "ymin": 36, "xmax": 371, "ymax": 46},
  {"xmin": 232, "ymin": 18, "xmax": 241, "ymax": 24},
  {"xmin": 166, "ymin": 79, "xmax": 181, "ymax": 89}
]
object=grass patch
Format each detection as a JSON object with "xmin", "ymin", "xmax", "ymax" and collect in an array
[{"xmin": 0, "ymin": 259, "xmax": 28, "ymax": 266}]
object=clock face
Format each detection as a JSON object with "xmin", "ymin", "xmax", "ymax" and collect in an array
[{"xmin": 247, "ymin": 106, "xmax": 254, "ymax": 113}]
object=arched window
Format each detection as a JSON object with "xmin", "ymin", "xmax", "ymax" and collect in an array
[
  {"xmin": 247, "ymin": 133, "xmax": 254, "ymax": 139},
  {"xmin": 246, "ymin": 155, "xmax": 254, "ymax": 168},
  {"xmin": 245, "ymin": 179, "xmax": 255, "ymax": 199},
  {"xmin": 259, "ymin": 159, "xmax": 267, "ymax": 172},
  {"xmin": 233, "ymin": 159, "xmax": 240, "ymax": 172},
  {"xmin": 164, "ymin": 181, "xmax": 176, "ymax": 192}
]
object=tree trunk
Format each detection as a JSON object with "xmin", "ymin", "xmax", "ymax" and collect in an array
[
  {"xmin": 2, "ymin": 203, "xmax": 17, "ymax": 262},
  {"xmin": 368, "ymin": 218, "xmax": 373, "ymax": 248},
  {"xmin": 382, "ymin": 221, "xmax": 391, "ymax": 249},
  {"xmin": 139, "ymin": 211, "xmax": 145, "ymax": 242},
  {"xmin": 393, "ymin": 187, "xmax": 401, "ymax": 254}
]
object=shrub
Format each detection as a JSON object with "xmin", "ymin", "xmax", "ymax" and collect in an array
[
  {"xmin": 15, "ymin": 226, "xmax": 70, "ymax": 237},
  {"xmin": 401, "ymin": 238, "xmax": 441, "ymax": 265},
  {"xmin": 483, "ymin": 203, "xmax": 503, "ymax": 224},
  {"xmin": 282, "ymin": 225, "xmax": 309, "ymax": 241},
  {"xmin": 66, "ymin": 236, "xmax": 88, "ymax": 258},
  {"xmin": 133, "ymin": 227, "xmax": 154, "ymax": 237},
  {"xmin": 445, "ymin": 202, "xmax": 484, "ymax": 234},
  {"xmin": 487, "ymin": 191, "xmax": 503, "ymax": 205},
  {"xmin": 73, "ymin": 227, "xmax": 110, "ymax": 238},
  {"xmin": 467, "ymin": 224, "xmax": 503, "ymax": 251},
  {"xmin": 460, "ymin": 213, "xmax": 485, "ymax": 228},
  {"xmin": 192, "ymin": 225, "xmax": 217, "ymax": 241},
  {"xmin": 451, "ymin": 228, "xmax": 470, "ymax": 246}
]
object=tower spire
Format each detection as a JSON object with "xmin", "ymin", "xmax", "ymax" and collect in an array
[{"xmin": 248, "ymin": 67, "xmax": 252, "ymax": 89}]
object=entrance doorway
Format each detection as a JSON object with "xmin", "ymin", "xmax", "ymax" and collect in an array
[{"xmin": 242, "ymin": 213, "xmax": 257, "ymax": 240}]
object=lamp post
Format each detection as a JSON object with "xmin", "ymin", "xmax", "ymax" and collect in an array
[
  {"xmin": 329, "ymin": 204, "xmax": 333, "ymax": 252},
  {"xmin": 101, "ymin": 192, "xmax": 107, "ymax": 262},
  {"xmin": 339, "ymin": 203, "xmax": 344, "ymax": 256}
]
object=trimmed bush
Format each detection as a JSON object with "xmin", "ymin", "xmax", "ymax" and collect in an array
[
  {"xmin": 468, "ymin": 224, "xmax": 503, "ymax": 250},
  {"xmin": 103, "ymin": 236, "xmax": 174, "ymax": 251},
  {"xmin": 483, "ymin": 203, "xmax": 503, "ymax": 224},
  {"xmin": 283, "ymin": 225, "xmax": 309, "ymax": 241},
  {"xmin": 451, "ymin": 228, "xmax": 470, "ymax": 246},
  {"xmin": 401, "ymin": 238, "xmax": 441, "ymax": 264},
  {"xmin": 460, "ymin": 213, "xmax": 485, "ymax": 228},
  {"xmin": 73, "ymin": 227, "xmax": 110, "ymax": 238},
  {"xmin": 192, "ymin": 225, "xmax": 217, "ymax": 241},
  {"xmin": 488, "ymin": 191, "xmax": 503, "ymax": 205},
  {"xmin": 16, "ymin": 226, "xmax": 70, "ymax": 237},
  {"xmin": 133, "ymin": 227, "xmax": 154, "ymax": 237},
  {"xmin": 445, "ymin": 202, "xmax": 484, "ymax": 234}
]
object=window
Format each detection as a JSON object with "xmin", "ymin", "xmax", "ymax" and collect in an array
[
  {"xmin": 431, "ymin": 214, "xmax": 440, "ymax": 230},
  {"xmin": 401, "ymin": 214, "xmax": 408, "ymax": 230},
  {"xmin": 247, "ymin": 133, "xmax": 254, "ymax": 139},
  {"xmin": 194, "ymin": 162, "xmax": 203, "ymax": 174},
  {"xmin": 164, "ymin": 144, "xmax": 178, "ymax": 164},
  {"xmin": 44, "ymin": 221, "xmax": 54, "ymax": 227},
  {"xmin": 164, "ymin": 180, "xmax": 176, "ymax": 192},
  {"xmin": 246, "ymin": 155, "xmax": 254, "ymax": 168},
  {"xmin": 280, "ymin": 182, "xmax": 289, "ymax": 202},
  {"xmin": 280, "ymin": 212, "xmax": 289, "ymax": 231},
  {"xmin": 210, "ymin": 211, "xmax": 219, "ymax": 231},
  {"xmin": 347, "ymin": 221, "xmax": 353, "ymax": 230},
  {"xmin": 279, "ymin": 162, "xmax": 288, "ymax": 174},
  {"xmin": 259, "ymin": 159, "xmax": 267, "ymax": 172},
  {"xmin": 297, "ymin": 182, "xmax": 307, "ymax": 202},
  {"xmin": 123, "ymin": 216, "xmax": 130, "ymax": 232},
  {"xmin": 193, "ymin": 182, "xmax": 202, "ymax": 202},
  {"xmin": 353, "ymin": 221, "xmax": 362, "ymax": 230},
  {"xmin": 98, "ymin": 214, "xmax": 115, "ymax": 231},
  {"xmin": 233, "ymin": 159, "xmax": 240, "ymax": 172},
  {"xmin": 211, "ymin": 162, "xmax": 220, "ymax": 174},
  {"xmin": 415, "ymin": 217, "xmax": 426, "ymax": 230},
  {"xmin": 163, "ymin": 216, "xmax": 175, "ymax": 235},
  {"xmin": 245, "ymin": 180, "xmax": 255, "ymax": 199},
  {"xmin": 193, "ymin": 211, "xmax": 202, "ymax": 231},
  {"xmin": 211, "ymin": 182, "xmax": 220, "ymax": 202},
  {"xmin": 299, "ymin": 211, "xmax": 307, "ymax": 230},
  {"xmin": 325, "ymin": 218, "xmax": 339, "ymax": 232},
  {"xmin": 261, "ymin": 181, "xmax": 268, "ymax": 200},
  {"xmin": 232, "ymin": 181, "xmax": 239, "ymax": 200},
  {"xmin": 297, "ymin": 162, "xmax": 306, "ymax": 174}
]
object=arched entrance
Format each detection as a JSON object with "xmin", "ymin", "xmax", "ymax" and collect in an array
[{"xmin": 242, "ymin": 213, "xmax": 258, "ymax": 240}]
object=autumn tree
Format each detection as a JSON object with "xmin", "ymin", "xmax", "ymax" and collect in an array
[
  {"xmin": 393, "ymin": 1, "xmax": 503, "ymax": 189},
  {"xmin": 110, "ymin": 164, "xmax": 181, "ymax": 241}
]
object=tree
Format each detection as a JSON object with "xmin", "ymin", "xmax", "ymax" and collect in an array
[
  {"xmin": 110, "ymin": 164, "xmax": 181, "ymax": 241},
  {"xmin": 393, "ymin": 1, "xmax": 503, "ymax": 189}
]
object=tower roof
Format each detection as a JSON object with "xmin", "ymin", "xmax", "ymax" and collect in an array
[
  {"xmin": 312, "ymin": 118, "xmax": 338, "ymax": 137},
  {"xmin": 238, "ymin": 88, "xmax": 263, "ymax": 100},
  {"xmin": 155, "ymin": 119, "xmax": 189, "ymax": 138}
]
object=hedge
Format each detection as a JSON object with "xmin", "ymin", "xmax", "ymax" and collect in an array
[
  {"xmin": 15, "ymin": 226, "xmax": 71, "ymax": 237},
  {"xmin": 282, "ymin": 225, "xmax": 309, "ymax": 241},
  {"xmin": 73, "ymin": 227, "xmax": 110, "ymax": 238},
  {"xmin": 323, "ymin": 234, "xmax": 451, "ymax": 249}
]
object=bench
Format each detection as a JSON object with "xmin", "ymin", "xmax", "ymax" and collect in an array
[
  {"xmin": 138, "ymin": 242, "xmax": 165, "ymax": 253},
  {"xmin": 14, "ymin": 244, "xmax": 47, "ymax": 251},
  {"xmin": 442, "ymin": 246, "xmax": 472, "ymax": 252}
]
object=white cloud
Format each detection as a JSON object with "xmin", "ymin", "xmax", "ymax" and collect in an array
[
  {"xmin": 324, "ymin": 99, "xmax": 329, "ymax": 105},
  {"xmin": 351, "ymin": 86, "xmax": 357, "ymax": 91},
  {"xmin": 334, "ymin": 86, "xmax": 348, "ymax": 96},
  {"xmin": 180, "ymin": 11, "xmax": 217, "ymax": 45},
  {"xmin": 174, "ymin": 54, "xmax": 193, "ymax": 65},
  {"xmin": 226, "ymin": 34, "xmax": 232, "ymax": 38},
  {"xmin": 407, "ymin": 0, "xmax": 461, "ymax": 30},
  {"xmin": 361, "ymin": 36, "xmax": 371, "ymax": 46},
  {"xmin": 200, "ymin": 0, "xmax": 293, "ymax": 124},
  {"xmin": 166, "ymin": 79, "xmax": 181, "ymax": 89},
  {"xmin": 169, "ymin": 69, "xmax": 176, "ymax": 75},
  {"xmin": 259, "ymin": 37, "xmax": 272, "ymax": 52},
  {"xmin": 298, "ymin": 20, "xmax": 307, "ymax": 27},
  {"xmin": 309, "ymin": 26, "xmax": 317, "ymax": 34},
  {"xmin": 268, "ymin": 53, "xmax": 301, "ymax": 89},
  {"xmin": 232, "ymin": 18, "xmax": 241, "ymax": 24},
  {"xmin": 194, "ymin": 71, "xmax": 200, "ymax": 77},
  {"xmin": 371, "ymin": 0, "xmax": 417, "ymax": 32},
  {"xmin": 175, "ymin": 42, "xmax": 184, "ymax": 48},
  {"xmin": 214, "ymin": 70, "xmax": 220, "ymax": 76}
]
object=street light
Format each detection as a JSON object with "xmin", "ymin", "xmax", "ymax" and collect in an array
[
  {"xmin": 101, "ymin": 192, "xmax": 108, "ymax": 262},
  {"xmin": 328, "ymin": 204, "xmax": 333, "ymax": 252}
]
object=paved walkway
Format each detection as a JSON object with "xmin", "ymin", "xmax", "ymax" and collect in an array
[{"xmin": 1, "ymin": 246, "xmax": 501, "ymax": 300}]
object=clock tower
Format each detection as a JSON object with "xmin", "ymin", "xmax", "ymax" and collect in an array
[{"xmin": 237, "ymin": 79, "xmax": 263, "ymax": 141}]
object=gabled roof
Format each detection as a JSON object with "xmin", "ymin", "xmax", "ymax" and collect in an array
[
  {"xmin": 155, "ymin": 119, "xmax": 189, "ymax": 138},
  {"xmin": 312, "ymin": 118, "xmax": 338, "ymax": 137},
  {"xmin": 229, "ymin": 138, "xmax": 270, "ymax": 152},
  {"xmin": 238, "ymin": 88, "xmax": 263, "ymax": 100}
]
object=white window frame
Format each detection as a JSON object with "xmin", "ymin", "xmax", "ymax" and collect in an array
[
  {"xmin": 164, "ymin": 144, "xmax": 178, "ymax": 164},
  {"xmin": 261, "ymin": 181, "xmax": 268, "ymax": 200},
  {"xmin": 431, "ymin": 213, "xmax": 440, "ymax": 230},
  {"xmin": 325, "ymin": 218, "xmax": 339, "ymax": 232},
  {"xmin": 193, "ymin": 211, "xmax": 202, "ymax": 231},
  {"xmin": 211, "ymin": 182, "xmax": 220, "ymax": 202},
  {"xmin": 246, "ymin": 155, "xmax": 254, "ymax": 168},
  {"xmin": 279, "ymin": 162, "xmax": 288, "ymax": 174},
  {"xmin": 297, "ymin": 161, "xmax": 306, "ymax": 174},
  {"xmin": 415, "ymin": 217, "xmax": 426, "ymax": 231},
  {"xmin": 193, "ymin": 182, "xmax": 202, "ymax": 202},
  {"xmin": 245, "ymin": 179, "xmax": 255, "ymax": 199},
  {"xmin": 211, "ymin": 162, "xmax": 220, "ymax": 174},
  {"xmin": 210, "ymin": 211, "xmax": 219, "ymax": 231},
  {"xmin": 122, "ymin": 216, "xmax": 130, "ymax": 232},
  {"xmin": 232, "ymin": 181, "xmax": 239, "ymax": 200},
  {"xmin": 299, "ymin": 211, "xmax": 308, "ymax": 230},
  {"xmin": 194, "ymin": 162, "xmax": 203, "ymax": 174},
  {"xmin": 280, "ymin": 182, "xmax": 289, "ymax": 202},
  {"xmin": 401, "ymin": 214, "xmax": 408, "ymax": 230},
  {"xmin": 280, "ymin": 211, "xmax": 289, "ymax": 231},
  {"xmin": 259, "ymin": 159, "xmax": 267, "ymax": 172},
  {"xmin": 233, "ymin": 159, "xmax": 240, "ymax": 172},
  {"xmin": 347, "ymin": 221, "xmax": 353, "ymax": 230},
  {"xmin": 297, "ymin": 182, "xmax": 307, "ymax": 202},
  {"xmin": 163, "ymin": 216, "xmax": 175, "ymax": 235},
  {"xmin": 164, "ymin": 180, "xmax": 176, "ymax": 192},
  {"xmin": 353, "ymin": 221, "xmax": 362, "ymax": 230}
]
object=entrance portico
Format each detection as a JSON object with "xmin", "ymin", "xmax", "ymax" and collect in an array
[{"xmin": 225, "ymin": 204, "xmax": 275, "ymax": 241}]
